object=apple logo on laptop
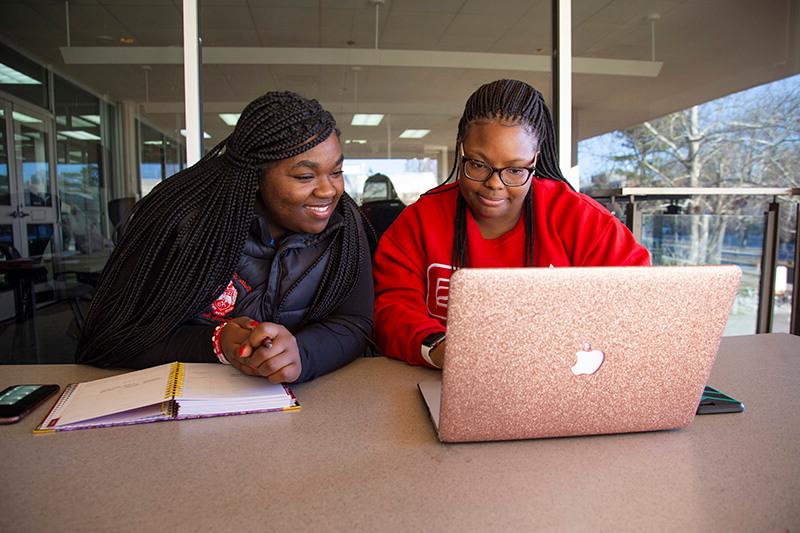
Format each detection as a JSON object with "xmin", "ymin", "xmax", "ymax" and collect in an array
[{"xmin": 571, "ymin": 342, "xmax": 605, "ymax": 376}]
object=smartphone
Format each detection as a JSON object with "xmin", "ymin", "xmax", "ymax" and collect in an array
[
  {"xmin": 696, "ymin": 385, "xmax": 744, "ymax": 415},
  {"xmin": 0, "ymin": 384, "xmax": 60, "ymax": 424}
]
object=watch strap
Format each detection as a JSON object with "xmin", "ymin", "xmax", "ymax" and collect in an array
[{"xmin": 420, "ymin": 332, "xmax": 445, "ymax": 368}]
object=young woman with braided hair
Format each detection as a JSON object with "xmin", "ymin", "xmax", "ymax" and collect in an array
[
  {"xmin": 77, "ymin": 91, "xmax": 374, "ymax": 383},
  {"xmin": 373, "ymin": 79, "xmax": 650, "ymax": 368}
]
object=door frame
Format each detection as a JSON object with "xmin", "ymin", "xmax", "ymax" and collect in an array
[{"xmin": 0, "ymin": 92, "xmax": 60, "ymax": 257}]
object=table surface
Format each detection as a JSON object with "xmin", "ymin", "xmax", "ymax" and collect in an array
[{"xmin": 1, "ymin": 333, "xmax": 798, "ymax": 532}]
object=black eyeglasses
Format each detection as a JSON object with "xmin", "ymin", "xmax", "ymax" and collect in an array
[{"xmin": 460, "ymin": 154, "xmax": 538, "ymax": 187}]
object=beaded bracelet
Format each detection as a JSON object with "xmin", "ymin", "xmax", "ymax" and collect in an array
[{"xmin": 211, "ymin": 321, "xmax": 232, "ymax": 365}]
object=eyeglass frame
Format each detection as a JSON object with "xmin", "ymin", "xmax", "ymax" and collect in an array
[{"xmin": 459, "ymin": 148, "xmax": 539, "ymax": 187}]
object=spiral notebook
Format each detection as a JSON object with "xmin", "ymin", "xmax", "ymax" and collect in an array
[{"xmin": 34, "ymin": 362, "xmax": 300, "ymax": 433}]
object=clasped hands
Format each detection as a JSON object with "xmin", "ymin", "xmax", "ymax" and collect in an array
[{"xmin": 220, "ymin": 317, "xmax": 302, "ymax": 383}]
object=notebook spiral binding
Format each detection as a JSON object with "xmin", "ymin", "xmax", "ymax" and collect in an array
[
  {"xmin": 50, "ymin": 383, "xmax": 77, "ymax": 414},
  {"xmin": 164, "ymin": 362, "xmax": 186, "ymax": 399}
]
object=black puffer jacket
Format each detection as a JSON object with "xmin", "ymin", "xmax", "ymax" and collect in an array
[{"xmin": 131, "ymin": 198, "xmax": 374, "ymax": 383}]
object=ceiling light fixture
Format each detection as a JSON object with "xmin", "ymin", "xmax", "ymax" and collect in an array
[
  {"xmin": 80, "ymin": 115, "xmax": 101, "ymax": 125},
  {"xmin": 59, "ymin": 47, "xmax": 663, "ymax": 78},
  {"xmin": 0, "ymin": 63, "xmax": 41, "ymax": 85},
  {"xmin": 12, "ymin": 111, "xmax": 42, "ymax": 124},
  {"xmin": 180, "ymin": 128, "xmax": 211, "ymax": 139},
  {"xmin": 352, "ymin": 114, "xmax": 384, "ymax": 126},
  {"xmin": 345, "ymin": 139, "xmax": 368, "ymax": 144},
  {"xmin": 69, "ymin": 116, "xmax": 96, "ymax": 128},
  {"xmin": 349, "ymin": 66, "xmax": 385, "ymax": 126},
  {"xmin": 219, "ymin": 113, "xmax": 240, "ymax": 126},
  {"xmin": 399, "ymin": 129, "xmax": 430, "ymax": 139},
  {"xmin": 60, "ymin": 130, "xmax": 102, "ymax": 141}
]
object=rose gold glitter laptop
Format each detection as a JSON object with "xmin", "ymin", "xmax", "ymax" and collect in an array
[{"xmin": 418, "ymin": 266, "xmax": 741, "ymax": 443}]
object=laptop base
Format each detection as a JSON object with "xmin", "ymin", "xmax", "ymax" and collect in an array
[{"xmin": 418, "ymin": 381, "xmax": 442, "ymax": 433}]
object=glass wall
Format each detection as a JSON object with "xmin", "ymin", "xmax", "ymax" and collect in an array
[
  {"xmin": 0, "ymin": 0, "xmax": 184, "ymax": 360},
  {"xmin": 575, "ymin": 1, "xmax": 799, "ymax": 334},
  {"xmin": 54, "ymin": 75, "xmax": 111, "ymax": 255},
  {"xmin": 344, "ymin": 158, "xmax": 439, "ymax": 205},
  {"xmin": 775, "ymin": 205, "xmax": 798, "ymax": 334},
  {"xmin": 0, "ymin": 108, "xmax": 8, "ymax": 211},
  {"xmin": 0, "ymin": 41, "xmax": 48, "ymax": 110},
  {"xmin": 139, "ymin": 120, "xmax": 165, "ymax": 196},
  {"xmin": 138, "ymin": 119, "xmax": 185, "ymax": 197},
  {"xmin": 14, "ymin": 109, "xmax": 51, "ymax": 210},
  {"xmin": 641, "ymin": 212, "xmax": 765, "ymax": 335}
]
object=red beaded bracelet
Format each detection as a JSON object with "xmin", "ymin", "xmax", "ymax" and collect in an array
[{"xmin": 211, "ymin": 321, "xmax": 231, "ymax": 364}]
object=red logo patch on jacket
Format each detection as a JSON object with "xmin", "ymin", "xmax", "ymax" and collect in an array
[
  {"xmin": 233, "ymin": 272, "xmax": 252, "ymax": 293},
  {"xmin": 426, "ymin": 263, "xmax": 452, "ymax": 320},
  {"xmin": 211, "ymin": 280, "xmax": 237, "ymax": 317}
]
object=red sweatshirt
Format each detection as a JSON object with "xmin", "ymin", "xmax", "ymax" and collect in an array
[{"xmin": 373, "ymin": 179, "xmax": 651, "ymax": 366}]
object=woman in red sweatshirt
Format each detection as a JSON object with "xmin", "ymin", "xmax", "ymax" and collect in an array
[{"xmin": 372, "ymin": 79, "xmax": 650, "ymax": 368}]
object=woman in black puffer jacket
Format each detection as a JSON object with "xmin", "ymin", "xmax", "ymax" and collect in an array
[{"xmin": 77, "ymin": 91, "xmax": 373, "ymax": 384}]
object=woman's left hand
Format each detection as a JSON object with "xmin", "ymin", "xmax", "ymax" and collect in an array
[{"xmin": 234, "ymin": 322, "xmax": 302, "ymax": 383}]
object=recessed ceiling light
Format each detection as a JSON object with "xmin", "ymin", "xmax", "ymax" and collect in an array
[
  {"xmin": 219, "ymin": 113, "xmax": 240, "ymax": 126},
  {"xmin": 12, "ymin": 111, "xmax": 42, "ymax": 124},
  {"xmin": 399, "ymin": 129, "xmax": 430, "ymax": 139},
  {"xmin": 0, "ymin": 63, "xmax": 41, "ymax": 85},
  {"xmin": 80, "ymin": 115, "xmax": 102, "ymax": 125},
  {"xmin": 351, "ymin": 114, "xmax": 384, "ymax": 126},
  {"xmin": 60, "ymin": 130, "xmax": 102, "ymax": 141},
  {"xmin": 180, "ymin": 129, "xmax": 211, "ymax": 139},
  {"xmin": 69, "ymin": 116, "xmax": 96, "ymax": 128}
]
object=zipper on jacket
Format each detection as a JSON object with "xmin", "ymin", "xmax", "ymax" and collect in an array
[{"xmin": 275, "ymin": 242, "xmax": 333, "ymax": 318}]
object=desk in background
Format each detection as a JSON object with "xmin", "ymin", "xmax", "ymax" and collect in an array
[
  {"xmin": 0, "ymin": 258, "xmax": 48, "ymax": 322},
  {"xmin": 1, "ymin": 334, "xmax": 798, "ymax": 531}
]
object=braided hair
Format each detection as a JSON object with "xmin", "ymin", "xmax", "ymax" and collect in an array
[
  {"xmin": 431, "ymin": 79, "xmax": 569, "ymax": 269},
  {"xmin": 77, "ymin": 91, "xmax": 368, "ymax": 366}
]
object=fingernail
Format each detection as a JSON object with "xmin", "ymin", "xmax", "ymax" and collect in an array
[
  {"xmin": 249, "ymin": 320, "xmax": 259, "ymax": 328},
  {"xmin": 239, "ymin": 345, "xmax": 248, "ymax": 358}
]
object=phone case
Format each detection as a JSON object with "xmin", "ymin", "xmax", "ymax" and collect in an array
[{"xmin": 696, "ymin": 385, "xmax": 744, "ymax": 415}]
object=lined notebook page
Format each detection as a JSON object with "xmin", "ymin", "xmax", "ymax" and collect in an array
[
  {"xmin": 55, "ymin": 364, "xmax": 173, "ymax": 426},
  {"xmin": 174, "ymin": 364, "xmax": 296, "ymax": 417},
  {"xmin": 177, "ymin": 363, "xmax": 291, "ymax": 401}
]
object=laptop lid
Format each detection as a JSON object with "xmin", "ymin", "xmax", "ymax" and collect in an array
[{"xmin": 428, "ymin": 265, "xmax": 741, "ymax": 443}]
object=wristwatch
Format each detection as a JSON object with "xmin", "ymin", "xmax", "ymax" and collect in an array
[{"xmin": 420, "ymin": 332, "xmax": 446, "ymax": 368}]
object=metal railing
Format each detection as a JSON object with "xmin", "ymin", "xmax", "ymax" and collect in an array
[{"xmin": 590, "ymin": 187, "xmax": 800, "ymax": 335}]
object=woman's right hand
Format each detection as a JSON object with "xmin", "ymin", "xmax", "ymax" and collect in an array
[{"xmin": 220, "ymin": 317, "xmax": 302, "ymax": 383}]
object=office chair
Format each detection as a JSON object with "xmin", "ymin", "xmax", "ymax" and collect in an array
[
  {"xmin": 108, "ymin": 196, "xmax": 137, "ymax": 243},
  {"xmin": 360, "ymin": 174, "xmax": 406, "ymax": 242},
  {"xmin": 360, "ymin": 199, "xmax": 406, "ymax": 242}
]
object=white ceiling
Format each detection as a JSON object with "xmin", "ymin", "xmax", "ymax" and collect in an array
[{"xmin": 0, "ymin": 0, "xmax": 798, "ymax": 159}]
